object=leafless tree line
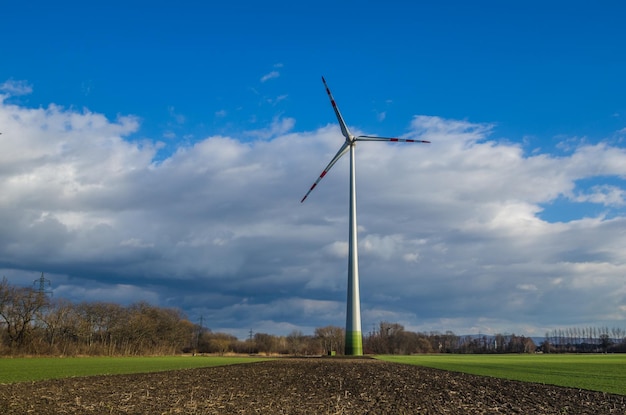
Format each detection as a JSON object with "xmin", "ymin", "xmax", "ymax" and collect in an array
[
  {"xmin": 232, "ymin": 326, "xmax": 346, "ymax": 356},
  {"xmin": 0, "ymin": 277, "xmax": 196, "ymax": 355},
  {"xmin": 364, "ymin": 322, "xmax": 538, "ymax": 354},
  {"xmin": 542, "ymin": 326, "xmax": 626, "ymax": 353},
  {"xmin": 199, "ymin": 322, "xmax": 626, "ymax": 356},
  {"xmin": 4, "ymin": 276, "xmax": 625, "ymax": 356},
  {"xmin": 0, "ymin": 277, "xmax": 347, "ymax": 356}
]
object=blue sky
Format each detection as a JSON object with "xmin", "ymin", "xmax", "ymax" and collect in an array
[{"xmin": 2, "ymin": 1, "xmax": 626, "ymax": 339}]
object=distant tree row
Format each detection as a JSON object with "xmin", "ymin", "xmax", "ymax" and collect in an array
[
  {"xmin": 199, "ymin": 322, "xmax": 626, "ymax": 356},
  {"xmin": 0, "ymin": 277, "xmax": 346, "ymax": 356},
  {"xmin": 363, "ymin": 322, "xmax": 537, "ymax": 354},
  {"xmin": 541, "ymin": 327, "xmax": 626, "ymax": 353},
  {"xmin": 3, "ymin": 277, "xmax": 626, "ymax": 356},
  {"xmin": 201, "ymin": 326, "xmax": 346, "ymax": 356},
  {"xmin": 0, "ymin": 277, "xmax": 195, "ymax": 355}
]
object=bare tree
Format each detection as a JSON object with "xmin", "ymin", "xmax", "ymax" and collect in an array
[
  {"xmin": 287, "ymin": 330, "xmax": 309, "ymax": 355},
  {"xmin": 254, "ymin": 332, "xmax": 277, "ymax": 355},
  {"xmin": 209, "ymin": 333, "xmax": 236, "ymax": 355},
  {"xmin": 314, "ymin": 326, "xmax": 344, "ymax": 355},
  {"xmin": 38, "ymin": 298, "xmax": 77, "ymax": 354},
  {"xmin": 0, "ymin": 277, "xmax": 49, "ymax": 350}
]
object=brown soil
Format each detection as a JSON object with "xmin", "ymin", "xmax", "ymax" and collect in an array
[{"xmin": 0, "ymin": 357, "xmax": 624, "ymax": 414}]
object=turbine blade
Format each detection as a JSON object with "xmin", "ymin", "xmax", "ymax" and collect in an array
[
  {"xmin": 301, "ymin": 142, "xmax": 351, "ymax": 203},
  {"xmin": 322, "ymin": 76, "xmax": 352, "ymax": 140},
  {"xmin": 356, "ymin": 135, "xmax": 430, "ymax": 143}
]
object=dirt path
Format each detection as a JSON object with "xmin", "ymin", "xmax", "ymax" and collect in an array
[{"xmin": 0, "ymin": 358, "xmax": 624, "ymax": 414}]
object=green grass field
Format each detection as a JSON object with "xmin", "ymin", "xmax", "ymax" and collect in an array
[
  {"xmin": 0, "ymin": 356, "xmax": 269, "ymax": 384},
  {"xmin": 377, "ymin": 354, "xmax": 626, "ymax": 395}
]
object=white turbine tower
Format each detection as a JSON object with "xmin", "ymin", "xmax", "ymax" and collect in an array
[{"xmin": 301, "ymin": 77, "xmax": 430, "ymax": 355}]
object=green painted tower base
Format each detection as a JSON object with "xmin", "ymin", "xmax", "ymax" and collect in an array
[{"xmin": 345, "ymin": 331, "xmax": 363, "ymax": 356}]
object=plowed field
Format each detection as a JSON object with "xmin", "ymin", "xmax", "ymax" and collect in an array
[{"xmin": 1, "ymin": 357, "xmax": 624, "ymax": 414}]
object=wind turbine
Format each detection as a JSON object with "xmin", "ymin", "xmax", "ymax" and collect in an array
[{"xmin": 301, "ymin": 77, "xmax": 430, "ymax": 355}]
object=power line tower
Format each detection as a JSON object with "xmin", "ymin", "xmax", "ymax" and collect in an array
[
  {"xmin": 195, "ymin": 315, "xmax": 204, "ymax": 353},
  {"xmin": 248, "ymin": 329, "xmax": 254, "ymax": 354},
  {"xmin": 33, "ymin": 272, "xmax": 53, "ymax": 299},
  {"xmin": 32, "ymin": 272, "xmax": 52, "ymax": 326}
]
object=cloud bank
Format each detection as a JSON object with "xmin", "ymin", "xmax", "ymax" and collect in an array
[{"xmin": 1, "ymin": 93, "xmax": 626, "ymax": 339}]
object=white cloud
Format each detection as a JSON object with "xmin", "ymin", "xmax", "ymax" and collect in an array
[
  {"xmin": 574, "ymin": 185, "xmax": 626, "ymax": 206},
  {"xmin": 324, "ymin": 241, "xmax": 348, "ymax": 258},
  {"xmin": 245, "ymin": 115, "xmax": 295, "ymax": 139},
  {"xmin": 260, "ymin": 70, "xmax": 280, "ymax": 82},
  {"xmin": 516, "ymin": 284, "xmax": 538, "ymax": 291},
  {"xmin": 168, "ymin": 106, "xmax": 186, "ymax": 124},
  {"xmin": 402, "ymin": 252, "xmax": 420, "ymax": 263},
  {"xmin": 267, "ymin": 94, "xmax": 288, "ymax": 105},
  {"xmin": 0, "ymin": 79, "xmax": 33, "ymax": 96}
]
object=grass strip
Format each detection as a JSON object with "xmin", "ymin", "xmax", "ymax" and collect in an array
[
  {"xmin": 0, "ymin": 356, "xmax": 269, "ymax": 384},
  {"xmin": 377, "ymin": 354, "xmax": 626, "ymax": 395}
]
